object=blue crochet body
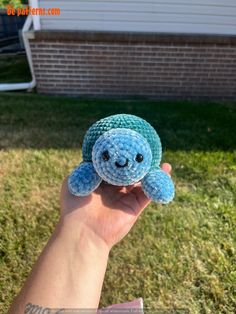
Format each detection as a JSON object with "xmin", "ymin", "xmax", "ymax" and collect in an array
[{"xmin": 68, "ymin": 114, "xmax": 175, "ymax": 203}]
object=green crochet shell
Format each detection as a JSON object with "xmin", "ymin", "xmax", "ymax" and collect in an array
[{"xmin": 82, "ymin": 114, "xmax": 162, "ymax": 168}]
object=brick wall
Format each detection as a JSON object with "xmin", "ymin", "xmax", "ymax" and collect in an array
[{"xmin": 29, "ymin": 31, "xmax": 236, "ymax": 100}]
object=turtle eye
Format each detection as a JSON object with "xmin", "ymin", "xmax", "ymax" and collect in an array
[
  {"xmin": 102, "ymin": 150, "xmax": 110, "ymax": 161},
  {"xmin": 136, "ymin": 153, "xmax": 143, "ymax": 163}
]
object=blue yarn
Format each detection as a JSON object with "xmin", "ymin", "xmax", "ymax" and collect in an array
[
  {"xmin": 68, "ymin": 162, "xmax": 102, "ymax": 196},
  {"xmin": 92, "ymin": 129, "xmax": 152, "ymax": 186},
  {"xmin": 68, "ymin": 114, "xmax": 175, "ymax": 204},
  {"xmin": 142, "ymin": 169, "xmax": 175, "ymax": 203},
  {"xmin": 82, "ymin": 114, "xmax": 162, "ymax": 167}
]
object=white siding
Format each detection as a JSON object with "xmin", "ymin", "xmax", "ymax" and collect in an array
[{"xmin": 39, "ymin": 0, "xmax": 236, "ymax": 35}]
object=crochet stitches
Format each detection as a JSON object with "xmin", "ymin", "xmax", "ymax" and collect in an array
[
  {"xmin": 68, "ymin": 114, "xmax": 175, "ymax": 203},
  {"xmin": 92, "ymin": 128, "xmax": 152, "ymax": 186},
  {"xmin": 82, "ymin": 114, "xmax": 162, "ymax": 168}
]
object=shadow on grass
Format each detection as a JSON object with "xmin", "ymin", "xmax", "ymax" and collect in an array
[
  {"xmin": 0, "ymin": 55, "xmax": 31, "ymax": 83},
  {"xmin": 0, "ymin": 92, "xmax": 235, "ymax": 151}
]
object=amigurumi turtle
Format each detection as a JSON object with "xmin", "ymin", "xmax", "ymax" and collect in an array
[{"xmin": 68, "ymin": 114, "xmax": 175, "ymax": 203}]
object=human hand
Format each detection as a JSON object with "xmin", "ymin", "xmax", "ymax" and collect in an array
[{"xmin": 60, "ymin": 163, "xmax": 172, "ymax": 250}]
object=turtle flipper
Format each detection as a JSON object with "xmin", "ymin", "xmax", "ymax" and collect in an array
[
  {"xmin": 68, "ymin": 162, "xmax": 102, "ymax": 196},
  {"xmin": 141, "ymin": 168, "xmax": 175, "ymax": 203}
]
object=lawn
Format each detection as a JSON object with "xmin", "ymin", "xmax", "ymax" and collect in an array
[{"xmin": 0, "ymin": 93, "xmax": 235, "ymax": 313}]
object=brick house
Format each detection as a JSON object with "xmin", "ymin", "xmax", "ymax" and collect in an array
[{"xmin": 28, "ymin": 0, "xmax": 236, "ymax": 100}]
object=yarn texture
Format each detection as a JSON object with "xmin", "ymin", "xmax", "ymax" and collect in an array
[
  {"xmin": 92, "ymin": 128, "xmax": 152, "ymax": 186},
  {"xmin": 82, "ymin": 114, "xmax": 162, "ymax": 168},
  {"xmin": 68, "ymin": 162, "xmax": 102, "ymax": 196},
  {"xmin": 68, "ymin": 114, "xmax": 175, "ymax": 203}
]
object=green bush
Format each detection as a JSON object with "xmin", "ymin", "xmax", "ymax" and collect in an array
[{"xmin": 0, "ymin": 0, "xmax": 25, "ymax": 9}]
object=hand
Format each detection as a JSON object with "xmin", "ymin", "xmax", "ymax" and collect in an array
[{"xmin": 60, "ymin": 163, "xmax": 172, "ymax": 250}]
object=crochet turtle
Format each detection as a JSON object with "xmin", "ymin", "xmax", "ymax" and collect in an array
[{"xmin": 68, "ymin": 114, "xmax": 175, "ymax": 203}]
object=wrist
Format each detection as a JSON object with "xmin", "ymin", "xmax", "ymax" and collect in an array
[
  {"xmin": 55, "ymin": 217, "xmax": 109, "ymax": 308},
  {"xmin": 56, "ymin": 216, "xmax": 110, "ymax": 258},
  {"xmin": 12, "ymin": 216, "xmax": 109, "ymax": 310}
]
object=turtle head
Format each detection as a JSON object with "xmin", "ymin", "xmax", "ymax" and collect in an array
[{"xmin": 92, "ymin": 128, "xmax": 152, "ymax": 186}]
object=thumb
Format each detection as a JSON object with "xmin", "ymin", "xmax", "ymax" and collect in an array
[{"xmin": 161, "ymin": 163, "xmax": 172, "ymax": 176}]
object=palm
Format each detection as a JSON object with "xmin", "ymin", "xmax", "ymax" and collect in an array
[{"xmin": 60, "ymin": 163, "xmax": 171, "ymax": 248}]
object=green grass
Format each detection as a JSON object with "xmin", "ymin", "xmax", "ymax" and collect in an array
[
  {"xmin": 0, "ymin": 93, "xmax": 235, "ymax": 313},
  {"xmin": 0, "ymin": 55, "xmax": 31, "ymax": 83}
]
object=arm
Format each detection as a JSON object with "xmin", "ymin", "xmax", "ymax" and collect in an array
[
  {"xmin": 9, "ymin": 164, "xmax": 171, "ymax": 313},
  {"xmin": 9, "ymin": 221, "xmax": 109, "ymax": 313}
]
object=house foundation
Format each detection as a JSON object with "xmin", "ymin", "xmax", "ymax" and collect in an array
[{"xmin": 29, "ymin": 31, "xmax": 236, "ymax": 100}]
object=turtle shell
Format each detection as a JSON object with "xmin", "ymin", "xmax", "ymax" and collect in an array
[{"xmin": 82, "ymin": 114, "xmax": 162, "ymax": 168}]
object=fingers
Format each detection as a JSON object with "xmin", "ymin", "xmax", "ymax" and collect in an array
[
  {"xmin": 60, "ymin": 176, "xmax": 81, "ymax": 211},
  {"xmin": 161, "ymin": 163, "xmax": 172, "ymax": 176},
  {"xmin": 124, "ymin": 164, "xmax": 172, "ymax": 216},
  {"xmin": 60, "ymin": 176, "xmax": 70, "ymax": 197},
  {"xmin": 129, "ymin": 185, "xmax": 151, "ymax": 215},
  {"xmin": 60, "ymin": 176, "xmax": 71, "ymax": 210}
]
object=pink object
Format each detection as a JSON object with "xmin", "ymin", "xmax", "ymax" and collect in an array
[{"xmin": 98, "ymin": 298, "xmax": 144, "ymax": 313}]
